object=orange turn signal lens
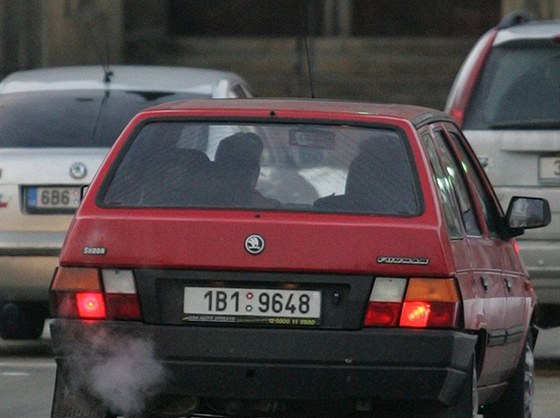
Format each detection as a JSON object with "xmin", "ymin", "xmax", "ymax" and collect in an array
[
  {"xmin": 51, "ymin": 267, "xmax": 101, "ymax": 290},
  {"xmin": 404, "ymin": 278, "xmax": 460, "ymax": 302}
]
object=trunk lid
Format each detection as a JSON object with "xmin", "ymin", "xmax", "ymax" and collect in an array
[{"xmin": 61, "ymin": 210, "xmax": 452, "ymax": 276}]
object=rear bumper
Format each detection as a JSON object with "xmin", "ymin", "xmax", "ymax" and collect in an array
[{"xmin": 50, "ymin": 320, "xmax": 477, "ymax": 406}]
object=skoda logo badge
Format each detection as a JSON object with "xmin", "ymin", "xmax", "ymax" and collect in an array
[
  {"xmin": 245, "ymin": 234, "xmax": 265, "ymax": 255},
  {"xmin": 69, "ymin": 162, "xmax": 88, "ymax": 180}
]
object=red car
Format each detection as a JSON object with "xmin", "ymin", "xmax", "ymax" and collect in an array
[{"xmin": 49, "ymin": 99, "xmax": 550, "ymax": 418}]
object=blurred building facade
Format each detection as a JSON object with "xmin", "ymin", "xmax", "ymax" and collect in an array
[{"xmin": 1, "ymin": 0, "xmax": 559, "ymax": 108}]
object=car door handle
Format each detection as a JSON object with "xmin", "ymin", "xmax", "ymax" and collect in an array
[
  {"xmin": 504, "ymin": 278, "xmax": 512, "ymax": 292},
  {"xmin": 480, "ymin": 276, "xmax": 489, "ymax": 293}
]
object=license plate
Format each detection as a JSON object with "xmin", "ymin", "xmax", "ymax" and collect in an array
[
  {"xmin": 183, "ymin": 286, "xmax": 321, "ymax": 326},
  {"xmin": 25, "ymin": 186, "xmax": 82, "ymax": 211},
  {"xmin": 539, "ymin": 157, "xmax": 560, "ymax": 184}
]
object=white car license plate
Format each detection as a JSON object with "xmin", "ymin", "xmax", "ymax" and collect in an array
[
  {"xmin": 25, "ymin": 186, "xmax": 82, "ymax": 210},
  {"xmin": 539, "ymin": 157, "xmax": 560, "ymax": 184},
  {"xmin": 183, "ymin": 286, "xmax": 321, "ymax": 325}
]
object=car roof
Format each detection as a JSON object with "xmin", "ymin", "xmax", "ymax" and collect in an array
[
  {"xmin": 142, "ymin": 98, "xmax": 454, "ymax": 129},
  {"xmin": 0, "ymin": 65, "xmax": 248, "ymax": 97},
  {"xmin": 495, "ymin": 20, "xmax": 560, "ymax": 45}
]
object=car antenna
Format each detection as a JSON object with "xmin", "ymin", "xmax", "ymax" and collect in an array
[
  {"xmin": 89, "ymin": 26, "xmax": 112, "ymax": 140},
  {"xmin": 100, "ymin": 40, "xmax": 113, "ymax": 83},
  {"xmin": 96, "ymin": 19, "xmax": 113, "ymax": 83},
  {"xmin": 300, "ymin": 1, "xmax": 315, "ymax": 98},
  {"xmin": 303, "ymin": 35, "xmax": 315, "ymax": 98},
  {"xmin": 79, "ymin": 5, "xmax": 113, "ymax": 83},
  {"xmin": 102, "ymin": 62, "xmax": 113, "ymax": 83}
]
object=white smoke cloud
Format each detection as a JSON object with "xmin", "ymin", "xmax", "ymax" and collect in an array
[{"xmin": 62, "ymin": 325, "xmax": 166, "ymax": 416}]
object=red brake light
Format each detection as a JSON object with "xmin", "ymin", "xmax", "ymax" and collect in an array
[
  {"xmin": 50, "ymin": 267, "xmax": 141, "ymax": 321},
  {"xmin": 76, "ymin": 292, "xmax": 106, "ymax": 319},
  {"xmin": 364, "ymin": 277, "xmax": 461, "ymax": 329},
  {"xmin": 399, "ymin": 278, "xmax": 461, "ymax": 329},
  {"xmin": 400, "ymin": 302, "xmax": 431, "ymax": 328}
]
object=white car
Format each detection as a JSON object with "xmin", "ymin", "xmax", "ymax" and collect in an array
[{"xmin": 0, "ymin": 65, "xmax": 254, "ymax": 339}]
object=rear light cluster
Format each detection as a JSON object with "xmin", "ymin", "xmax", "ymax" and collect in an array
[
  {"xmin": 364, "ymin": 277, "xmax": 461, "ymax": 329},
  {"xmin": 50, "ymin": 267, "xmax": 141, "ymax": 320}
]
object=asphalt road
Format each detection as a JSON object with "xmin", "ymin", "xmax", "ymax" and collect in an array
[{"xmin": 1, "ymin": 325, "xmax": 559, "ymax": 418}]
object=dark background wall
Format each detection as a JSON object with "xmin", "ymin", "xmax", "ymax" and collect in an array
[
  {"xmin": 165, "ymin": 0, "xmax": 500, "ymax": 37},
  {"xmin": 2, "ymin": 0, "xmax": 555, "ymax": 109}
]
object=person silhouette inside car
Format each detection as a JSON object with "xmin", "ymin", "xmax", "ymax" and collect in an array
[{"xmin": 214, "ymin": 132, "xmax": 281, "ymax": 208}]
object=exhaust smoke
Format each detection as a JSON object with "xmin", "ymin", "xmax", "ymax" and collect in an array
[{"xmin": 60, "ymin": 324, "xmax": 166, "ymax": 416}]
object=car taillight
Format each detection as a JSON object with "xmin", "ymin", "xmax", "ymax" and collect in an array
[
  {"xmin": 51, "ymin": 267, "xmax": 141, "ymax": 321},
  {"xmin": 364, "ymin": 277, "xmax": 461, "ymax": 329},
  {"xmin": 76, "ymin": 292, "xmax": 106, "ymax": 319},
  {"xmin": 364, "ymin": 278, "xmax": 407, "ymax": 327},
  {"xmin": 102, "ymin": 269, "xmax": 142, "ymax": 319}
]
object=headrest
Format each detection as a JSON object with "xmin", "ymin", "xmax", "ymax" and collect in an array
[{"xmin": 215, "ymin": 133, "xmax": 263, "ymax": 167}]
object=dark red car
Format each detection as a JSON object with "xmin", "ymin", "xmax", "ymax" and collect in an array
[{"xmin": 49, "ymin": 99, "xmax": 550, "ymax": 418}]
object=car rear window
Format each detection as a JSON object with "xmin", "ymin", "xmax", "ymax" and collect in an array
[
  {"xmin": 463, "ymin": 41, "xmax": 560, "ymax": 130},
  {"xmin": 100, "ymin": 121, "xmax": 422, "ymax": 216},
  {"xmin": 0, "ymin": 90, "xmax": 204, "ymax": 147}
]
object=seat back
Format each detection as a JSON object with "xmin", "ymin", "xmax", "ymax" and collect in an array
[
  {"xmin": 165, "ymin": 149, "xmax": 212, "ymax": 205},
  {"xmin": 343, "ymin": 136, "xmax": 417, "ymax": 214}
]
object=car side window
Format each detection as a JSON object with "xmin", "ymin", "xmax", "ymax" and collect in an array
[
  {"xmin": 420, "ymin": 132, "xmax": 463, "ymax": 239},
  {"xmin": 431, "ymin": 130, "xmax": 482, "ymax": 237},
  {"xmin": 446, "ymin": 129, "xmax": 502, "ymax": 238}
]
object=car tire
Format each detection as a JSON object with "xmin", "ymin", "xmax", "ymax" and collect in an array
[
  {"xmin": 482, "ymin": 334, "xmax": 534, "ymax": 418},
  {"xmin": 0, "ymin": 302, "xmax": 47, "ymax": 340}
]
